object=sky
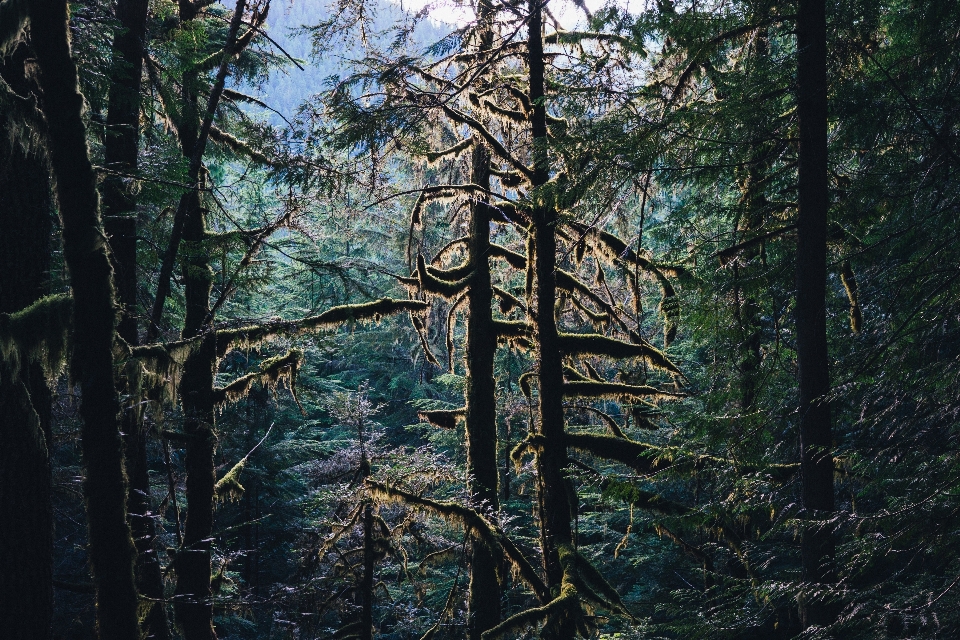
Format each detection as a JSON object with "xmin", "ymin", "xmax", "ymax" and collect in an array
[{"xmin": 392, "ymin": 0, "xmax": 644, "ymax": 29}]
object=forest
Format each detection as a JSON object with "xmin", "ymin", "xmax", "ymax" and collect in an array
[{"xmin": 1, "ymin": 0, "xmax": 959, "ymax": 638}]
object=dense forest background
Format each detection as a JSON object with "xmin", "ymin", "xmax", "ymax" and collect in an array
[{"xmin": 2, "ymin": 0, "xmax": 960, "ymax": 638}]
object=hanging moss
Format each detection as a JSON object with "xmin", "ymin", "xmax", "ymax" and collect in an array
[
  {"xmin": 411, "ymin": 314, "xmax": 442, "ymax": 368},
  {"xmin": 559, "ymin": 332, "xmax": 682, "ymax": 375},
  {"xmin": 213, "ymin": 457, "xmax": 246, "ymax": 503},
  {"xmin": 562, "ymin": 432, "xmax": 675, "ymax": 475},
  {"xmin": 416, "ymin": 254, "xmax": 472, "ymax": 299},
  {"xmin": 216, "ymin": 298, "xmax": 429, "ymax": 353},
  {"xmin": 600, "ymin": 479, "xmax": 690, "ymax": 516},
  {"xmin": 366, "ymin": 480, "xmax": 550, "ymax": 602},
  {"xmin": 445, "ymin": 291, "xmax": 469, "ymax": 371},
  {"xmin": 0, "ymin": 293, "xmax": 72, "ymax": 383},
  {"xmin": 840, "ymin": 260, "xmax": 862, "ymax": 334},
  {"xmin": 212, "ymin": 348, "xmax": 304, "ymax": 412},
  {"xmin": 0, "ymin": 0, "xmax": 28, "ymax": 55},
  {"xmin": 422, "ymin": 136, "xmax": 474, "ymax": 164},
  {"xmin": 418, "ymin": 408, "xmax": 465, "ymax": 429}
]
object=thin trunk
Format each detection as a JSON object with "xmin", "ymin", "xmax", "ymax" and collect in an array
[
  {"xmin": 465, "ymin": 3, "xmax": 502, "ymax": 635},
  {"xmin": 360, "ymin": 503, "xmax": 375, "ymax": 640},
  {"xmin": 0, "ymin": 44, "xmax": 54, "ymax": 638},
  {"xmin": 528, "ymin": 4, "xmax": 575, "ymax": 638},
  {"xmin": 103, "ymin": 0, "xmax": 172, "ymax": 634},
  {"xmin": 28, "ymin": 0, "xmax": 141, "ymax": 638},
  {"xmin": 796, "ymin": 0, "xmax": 835, "ymax": 628}
]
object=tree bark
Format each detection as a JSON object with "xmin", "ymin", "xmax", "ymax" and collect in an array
[
  {"xmin": 0, "ymin": 43, "xmax": 54, "ymax": 638},
  {"xmin": 102, "ymin": 0, "xmax": 173, "ymax": 634},
  {"xmin": 796, "ymin": 0, "xmax": 835, "ymax": 628},
  {"xmin": 527, "ymin": 3, "xmax": 575, "ymax": 638},
  {"xmin": 27, "ymin": 0, "xmax": 142, "ymax": 637}
]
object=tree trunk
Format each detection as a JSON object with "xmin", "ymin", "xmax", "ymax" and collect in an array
[
  {"xmin": 173, "ymin": 190, "xmax": 219, "ymax": 640},
  {"xmin": 0, "ymin": 44, "xmax": 54, "ymax": 637},
  {"xmin": 103, "ymin": 0, "xmax": 173, "ymax": 634},
  {"xmin": 465, "ymin": 136, "xmax": 502, "ymax": 640},
  {"xmin": 360, "ymin": 502, "xmax": 375, "ymax": 640},
  {"xmin": 796, "ymin": 0, "xmax": 835, "ymax": 628},
  {"xmin": 27, "ymin": 0, "xmax": 142, "ymax": 638},
  {"xmin": 527, "ymin": 3, "xmax": 575, "ymax": 637}
]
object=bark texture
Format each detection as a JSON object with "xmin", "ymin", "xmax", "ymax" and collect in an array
[
  {"xmin": 796, "ymin": 0, "xmax": 836, "ymax": 628},
  {"xmin": 0, "ymin": 44, "xmax": 54, "ymax": 636},
  {"xmin": 102, "ymin": 0, "xmax": 173, "ymax": 634},
  {"xmin": 27, "ymin": 0, "xmax": 142, "ymax": 637}
]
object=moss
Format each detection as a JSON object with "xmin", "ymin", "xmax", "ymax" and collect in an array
[
  {"xmin": 418, "ymin": 408, "xmax": 465, "ymax": 429},
  {"xmin": 213, "ymin": 457, "xmax": 246, "ymax": 502},
  {"xmin": 212, "ymin": 348, "xmax": 304, "ymax": 412},
  {"xmin": 840, "ymin": 260, "xmax": 862, "ymax": 334},
  {"xmin": 416, "ymin": 254, "xmax": 472, "ymax": 299},
  {"xmin": 600, "ymin": 479, "xmax": 690, "ymax": 516},
  {"xmin": 493, "ymin": 286, "xmax": 524, "ymax": 314},
  {"xmin": 0, "ymin": 0, "xmax": 28, "ymax": 56},
  {"xmin": 366, "ymin": 480, "xmax": 549, "ymax": 602},
  {"xmin": 559, "ymin": 332, "xmax": 682, "ymax": 375},
  {"xmin": 563, "ymin": 380, "xmax": 685, "ymax": 403},
  {"xmin": 445, "ymin": 292, "xmax": 469, "ymax": 371},
  {"xmin": 422, "ymin": 136, "xmax": 474, "ymax": 164},
  {"xmin": 411, "ymin": 314, "xmax": 441, "ymax": 368},
  {"xmin": 0, "ymin": 293, "xmax": 72, "ymax": 383}
]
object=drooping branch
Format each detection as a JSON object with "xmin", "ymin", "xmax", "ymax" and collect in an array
[
  {"xmin": 211, "ymin": 348, "xmax": 303, "ymax": 411},
  {"xmin": 366, "ymin": 480, "xmax": 550, "ymax": 603},
  {"xmin": 559, "ymin": 333, "xmax": 682, "ymax": 375}
]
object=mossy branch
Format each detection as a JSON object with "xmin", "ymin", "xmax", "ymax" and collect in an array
[
  {"xmin": 0, "ymin": 293, "xmax": 73, "ymax": 382},
  {"xmin": 420, "ymin": 136, "xmax": 474, "ymax": 164},
  {"xmin": 416, "ymin": 254, "xmax": 472, "ymax": 299},
  {"xmin": 366, "ymin": 480, "xmax": 550, "ymax": 602},
  {"xmin": 564, "ymin": 380, "xmax": 681, "ymax": 405},
  {"xmin": 212, "ymin": 348, "xmax": 304, "ymax": 412},
  {"xmin": 841, "ymin": 260, "xmax": 862, "ymax": 334},
  {"xmin": 559, "ymin": 333, "xmax": 682, "ymax": 375},
  {"xmin": 439, "ymin": 104, "xmax": 533, "ymax": 179},
  {"xmin": 214, "ymin": 423, "xmax": 274, "ymax": 502},
  {"xmin": 418, "ymin": 408, "xmax": 465, "ymax": 429},
  {"xmin": 208, "ymin": 125, "xmax": 277, "ymax": 167}
]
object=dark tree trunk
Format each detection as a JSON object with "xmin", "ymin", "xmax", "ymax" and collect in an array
[
  {"xmin": 27, "ymin": 0, "xmax": 142, "ymax": 638},
  {"xmin": 360, "ymin": 502, "xmax": 375, "ymax": 640},
  {"xmin": 0, "ymin": 44, "xmax": 54, "ymax": 637},
  {"xmin": 464, "ymin": 3, "xmax": 502, "ymax": 634},
  {"xmin": 465, "ymin": 139, "xmax": 502, "ymax": 640},
  {"xmin": 173, "ymin": 194, "xmax": 218, "ymax": 640},
  {"xmin": 527, "ymin": 4, "xmax": 575, "ymax": 638},
  {"xmin": 102, "ymin": 0, "xmax": 173, "ymax": 635},
  {"xmin": 796, "ymin": 0, "xmax": 836, "ymax": 628}
]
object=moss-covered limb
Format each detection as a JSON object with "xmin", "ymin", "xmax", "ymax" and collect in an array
[
  {"xmin": 420, "ymin": 136, "xmax": 475, "ymax": 164},
  {"xmin": 416, "ymin": 254, "xmax": 472, "ymax": 299},
  {"xmin": 488, "ymin": 243, "xmax": 528, "ymax": 269},
  {"xmin": 489, "ymin": 166, "xmax": 527, "ymax": 188},
  {"xmin": 563, "ymin": 380, "xmax": 686, "ymax": 403},
  {"xmin": 411, "ymin": 314, "xmax": 442, "ymax": 368},
  {"xmin": 558, "ymin": 332, "xmax": 682, "ymax": 375},
  {"xmin": 216, "ymin": 298, "xmax": 429, "ymax": 353},
  {"xmin": 429, "ymin": 236, "xmax": 469, "ymax": 266},
  {"xmin": 566, "ymin": 404, "xmax": 627, "ymax": 438},
  {"xmin": 29, "ymin": 0, "xmax": 141, "ymax": 634},
  {"xmin": 518, "ymin": 371, "xmax": 537, "ymax": 400},
  {"xmin": 493, "ymin": 286, "xmax": 525, "ymax": 314},
  {"xmin": 562, "ymin": 365, "xmax": 592, "ymax": 382},
  {"xmin": 555, "ymin": 269, "xmax": 624, "ymax": 328},
  {"xmin": 409, "ymin": 183, "xmax": 489, "ymax": 225},
  {"xmin": 446, "ymin": 292, "xmax": 469, "ymax": 371},
  {"xmin": 208, "ymin": 124, "xmax": 277, "ymax": 167},
  {"xmin": 424, "ymin": 259, "xmax": 473, "ymax": 282},
  {"xmin": 480, "ymin": 582, "xmax": 579, "ymax": 640},
  {"xmin": 0, "ymin": 0, "xmax": 28, "ymax": 55},
  {"xmin": 712, "ymin": 223, "xmax": 797, "ymax": 266},
  {"xmin": 601, "ymin": 479, "xmax": 690, "ymax": 517},
  {"xmin": 477, "ymin": 200, "xmax": 530, "ymax": 227},
  {"xmin": 654, "ymin": 524, "xmax": 713, "ymax": 571},
  {"xmin": 559, "ymin": 544, "xmax": 634, "ymax": 618},
  {"xmin": 840, "ymin": 260, "xmax": 862, "ymax": 334},
  {"xmin": 543, "ymin": 30, "xmax": 638, "ymax": 50},
  {"xmin": 0, "ymin": 72, "xmax": 46, "ymax": 151},
  {"xmin": 212, "ymin": 348, "xmax": 304, "ymax": 411},
  {"xmin": 418, "ymin": 408, "xmax": 466, "ymax": 429},
  {"xmin": 0, "ymin": 293, "xmax": 72, "ymax": 382},
  {"xmin": 492, "ymin": 319, "xmax": 531, "ymax": 340},
  {"xmin": 562, "ymin": 432, "xmax": 674, "ymax": 475},
  {"xmin": 567, "ymin": 293, "xmax": 610, "ymax": 329},
  {"xmin": 439, "ymin": 104, "xmax": 534, "ymax": 179},
  {"xmin": 366, "ymin": 480, "xmax": 550, "ymax": 602},
  {"xmin": 213, "ymin": 424, "xmax": 274, "ymax": 503}
]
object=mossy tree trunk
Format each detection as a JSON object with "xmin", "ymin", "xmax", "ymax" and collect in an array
[
  {"xmin": 464, "ymin": 2, "xmax": 502, "ymax": 636},
  {"xmin": 102, "ymin": 0, "xmax": 172, "ymax": 635},
  {"xmin": 796, "ymin": 0, "xmax": 836, "ymax": 628},
  {"xmin": 527, "ymin": 4, "xmax": 575, "ymax": 638},
  {"xmin": 0, "ymin": 41, "xmax": 54, "ymax": 640},
  {"xmin": 27, "ymin": 0, "xmax": 142, "ymax": 637}
]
